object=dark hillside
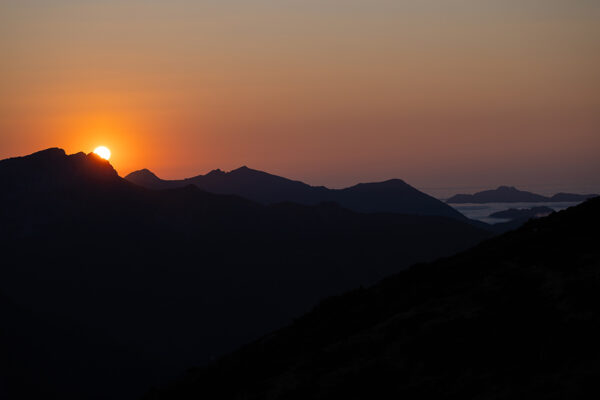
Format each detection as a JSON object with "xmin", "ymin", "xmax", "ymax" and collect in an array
[
  {"xmin": 0, "ymin": 149, "xmax": 490, "ymax": 399},
  {"xmin": 147, "ymin": 198, "xmax": 600, "ymax": 400}
]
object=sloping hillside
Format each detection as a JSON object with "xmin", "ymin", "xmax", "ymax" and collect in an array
[{"xmin": 146, "ymin": 198, "xmax": 600, "ymax": 400}]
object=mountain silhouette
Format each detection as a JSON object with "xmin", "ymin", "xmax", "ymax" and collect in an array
[
  {"xmin": 125, "ymin": 166, "xmax": 466, "ymax": 220},
  {"xmin": 0, "ymin": 148, "xmax": 491, "ymax": 399},
  {"xmin": 447, "ymin": 185, "xmax": 597, "ymax": 203},
  {"xmin": 489, "ymin": 206, "xmax": 554, "ymax": 220},
  {"xmin": 146, "ymin": 197, "xmax": 600, "ymax": 400}
]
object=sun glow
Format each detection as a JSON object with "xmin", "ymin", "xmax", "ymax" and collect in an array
[{"xmin": 93, "ymin": 146, "xmax": 111, "ymax": 160}]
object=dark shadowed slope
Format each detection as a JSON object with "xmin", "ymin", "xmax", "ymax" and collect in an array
[
  {"xmin": 447, "ymin": 185, "xmax": 597, "ymax": 203},
  {"xmin": 334, "ymin": 179, "xmax": 457, "ymax": 216},
  {"xmin": 146, "ymin": 198, "xmax": 600, "ymax": 400},
  {"xmin": 0, "ymin": 292, "xmax": 163, "ymax": 400},
  {"xmin": 0, "ymin": 149, "xmax": 490, "ymax": 400},
  {"xmin": 125, "ymin": 166, "xmax": 465, "ymax": 220}
]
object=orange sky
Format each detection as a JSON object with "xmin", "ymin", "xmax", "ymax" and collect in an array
[{"xmin": 1, "ymin": 1, "xmax": 599, "ymax": 194}]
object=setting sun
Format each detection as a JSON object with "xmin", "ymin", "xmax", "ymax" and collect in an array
[{"xmin": 93, "ymin": 146, "xmax": 111, "ymax": 160}]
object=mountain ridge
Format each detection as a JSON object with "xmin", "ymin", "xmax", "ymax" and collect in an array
[{"xmin": 125, "ymin": 167, "xmax": 465, "ymax": 220}]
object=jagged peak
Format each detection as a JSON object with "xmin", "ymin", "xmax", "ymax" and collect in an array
[
  {"xmin": 81, "ymin": 152, "xmax": 120, "ymax": 178},
  {"xmin": 86, "ymin": 151, "xmax": 111, "ymax": 163},
  {"xmin": 206, "ymin": 168, "xmax": 225, "ymax": 176},
  {"xmin": 69, "ymin": 151, "xmax": 87, "ymax": 160},
  {"xmin": 0, "ymin": 147, "xmax": 120, "ymax": 183}
]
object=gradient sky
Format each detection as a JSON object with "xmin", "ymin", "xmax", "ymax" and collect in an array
[{"xmin": 1, "ymin": 0, "xmax": 599, "ymax": 195}]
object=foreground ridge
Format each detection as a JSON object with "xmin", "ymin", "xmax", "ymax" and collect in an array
[{"xmin": 148, "ymin": 197, "xmax": 600, "ymax": 400}]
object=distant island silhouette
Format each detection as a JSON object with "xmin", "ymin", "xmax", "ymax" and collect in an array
[
  {"xmin": 447, "ymin": 185, "xmax": 598, "ymax": 204},
  {"xmin": 489, "ymin": 206, "xmax": 554, "ymax": 220},
  {"xmin": 126, "ymin": 167, "xmax": 466, "ymax": 220}
]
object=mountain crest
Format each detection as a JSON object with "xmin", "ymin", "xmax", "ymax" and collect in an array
[
  {"xmin": 124, "ymin": 165, "xmax": 465, "ymax": 219},
  {"xmin": 206, "ymin": 168, "xmax": 225, "ymax": 176},
  {"xmin": 127, "ymin": 168, "xmax": 160, "ymax": 179},
  {"xmin": 0, "ymin": 147, "xmax": 121, "ymax": 192}
]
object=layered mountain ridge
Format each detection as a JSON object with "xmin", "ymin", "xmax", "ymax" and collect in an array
[
  {"xmin": 125, "ymin": 166, "xmax": 465, "ymax": 220},
  {"xmin": 0, "ymin": 148, "xmax": 491, "ymax": 399}
]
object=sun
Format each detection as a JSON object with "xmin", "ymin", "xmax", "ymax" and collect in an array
[{"xmin": 93, "ymin": 146, "xmax": 111, "ymax": 160}]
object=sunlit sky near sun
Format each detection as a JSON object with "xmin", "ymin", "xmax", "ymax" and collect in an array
[
  {"xmin": 93, "ymin": 146, "xmax": 111, "ymax": 161},
  {"xmin": 1, "ymin": 0, "xmax": 599, "ymax": 195}
]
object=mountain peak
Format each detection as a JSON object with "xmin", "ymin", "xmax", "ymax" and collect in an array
[
  {"xmin": 378, "ymin": 178, "xmax": 409, "ymax": 187},
  {"xmin": 227, "ymin": 166, "xmax": 270, "ymax": 178},
  {"xmin": 22, "ymin": 147, "xmax": 67, "ymax": 162},
  {"xmin": 124, "ymin": 165, "xmax": 464, "ymax": 219},
  {"xmin": 78, "ymin": 151, "xmax": 120, "ymax": 180},
  {"xmin": 124, "ymin": 168, "xmax": 167, "ymax": 188},
  {"xmin": 231, "ymin": 165, "xmax": 254, "ymax": 173},
  {"xmin": 206, "ymin": 168, "xmax": 225, "ymax": 176},
  {"xmin": 126, "ymin": 168, "xmax": 159, "ymax": 179},
  {"xmin": 0, "ymin": 148, "xmax": 120, "ymax": 189}
]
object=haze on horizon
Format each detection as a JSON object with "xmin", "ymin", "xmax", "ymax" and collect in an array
[{"xmin": 1, "ymin": 0, "xmax": 599, "ymax": 194}]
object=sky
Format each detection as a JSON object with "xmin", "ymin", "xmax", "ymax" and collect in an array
[{"xmin": 1, "ymin": 0, "xmax": 599, "ymax": 195}]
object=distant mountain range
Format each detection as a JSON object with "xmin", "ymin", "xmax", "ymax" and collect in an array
[
  {"xmin": 447, "ymin": 185, "xmax": 597, "ymax": 204},
  {"xmin": 0, "ymin": 148, "xmax": 491, "ymax": 399},
  {"xmin": 125, "ymin": 167, "xmax": 466, "ymax": 220},
  {"xmin": 146, "ymin": 197, "xmax": 600, "ymax": 400}
]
